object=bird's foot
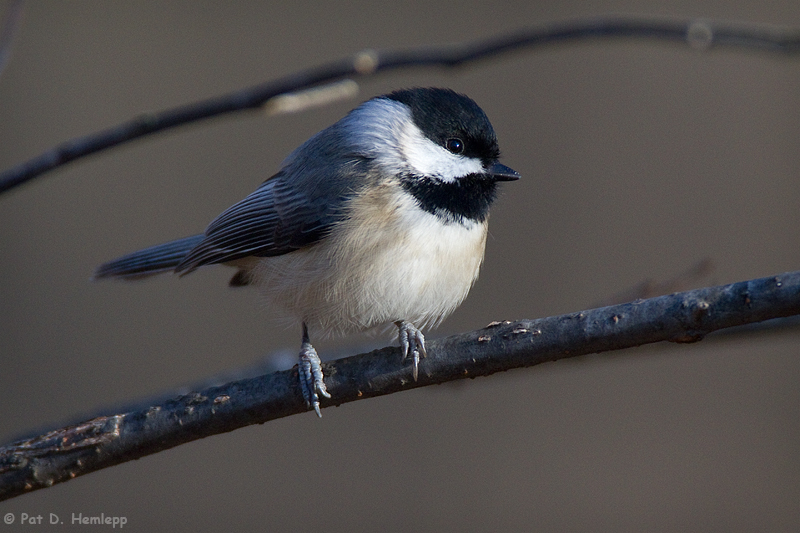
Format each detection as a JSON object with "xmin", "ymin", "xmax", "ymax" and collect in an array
[
  {"xmin": 396, "ymin": 320, "xmax": 427, "ymax": 381},
  {"xmin": 299, "ymin": 329, "xmax": 330, "ymax": 417}
]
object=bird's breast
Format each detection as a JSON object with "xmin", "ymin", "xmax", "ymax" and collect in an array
[{"xmin": 251, "ymin": 181, "xmax": 489, "ymax": 336}]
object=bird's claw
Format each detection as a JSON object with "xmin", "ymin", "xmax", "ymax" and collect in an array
[
  {"xmin": 396, "ymin": 320, "xmax": 427, "ymax": 380},
  {"xmin": 299, "ymin": 342, "xmax": 330, "ymax": 417}
]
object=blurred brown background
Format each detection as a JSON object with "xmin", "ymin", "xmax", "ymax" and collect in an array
[{"xmin": 1, "ymin": 1, "xmax": 799, "ymax": 531}]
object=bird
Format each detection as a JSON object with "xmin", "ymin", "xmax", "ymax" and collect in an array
[{"xmin": 94, "ymin": 87, "xmax": 519, "ymax": 416}]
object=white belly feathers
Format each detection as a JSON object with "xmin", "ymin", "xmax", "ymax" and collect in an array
[{"xmin": 249, "ymin": 179, "xmax": 488, "ymax": 336}]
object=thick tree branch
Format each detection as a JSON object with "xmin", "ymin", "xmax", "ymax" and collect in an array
[
  {"xmin": 1, "ymin": 270, "xmax": 799, "ymax": 501},
  {"xmin": 2, "ymin": 15, "xmax": 800, "ymax": 193}
]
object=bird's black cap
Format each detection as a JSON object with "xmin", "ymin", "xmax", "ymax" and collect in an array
[{"xmin": 385, "ymin": 88, "xmax": 501, "ymax": 165}]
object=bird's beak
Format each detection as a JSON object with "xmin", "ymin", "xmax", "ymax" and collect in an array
[{"xmin": 487, "ymin": 162, "xmax": 520, "ymax": 182}]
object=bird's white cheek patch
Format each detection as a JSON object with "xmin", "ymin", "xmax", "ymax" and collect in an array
[{"xmin": 401, "ymin": 123, "xmax": 484, "ymax": 182}]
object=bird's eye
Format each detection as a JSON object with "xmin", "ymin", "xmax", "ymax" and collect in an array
[{"xmin": 445, "ymin": 138, "xmax": 464, "ymax": 154}]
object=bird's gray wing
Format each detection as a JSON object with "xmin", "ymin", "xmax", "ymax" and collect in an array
[{"xmin": 175, "ymin": 171, "xmax": 341, "ymax": 274}]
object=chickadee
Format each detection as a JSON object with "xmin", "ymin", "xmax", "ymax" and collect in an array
[{"xmin": 95, "ymin": 87, "xmax": 519, "ymax": 416}]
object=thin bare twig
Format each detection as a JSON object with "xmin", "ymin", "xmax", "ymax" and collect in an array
[
  {"xmin": 1, "ymin": 15, "xmax": 800, "ymax": 193},
  {"xmin": 593, "ymin": 259, "xmax": 716, "ymax": 307},
  {"xmin": 2, "ymin": 270, "xmax": 799, "ymax": 501}
]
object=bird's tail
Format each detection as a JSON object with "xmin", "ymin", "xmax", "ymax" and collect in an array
[{"xmin": 93, "ymin": 235, "xmax": 204, "ymax": 280}]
